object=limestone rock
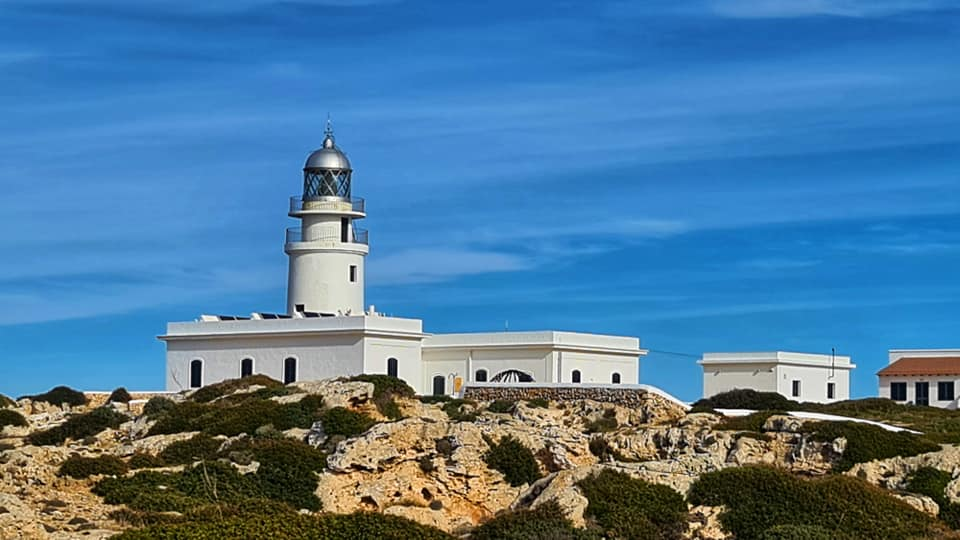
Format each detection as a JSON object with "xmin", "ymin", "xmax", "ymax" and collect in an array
[
  {"xmin": 848, "ymin": 445, "xmax": 957, "ymax": 492},
  {"xmin": 894, "ymin": 493, "xmax": 940, "ymax": 516},
  {"xmin": 288, "ymin": 379, "xmax": 374, "ymax": 409},
  {"xmin": 685, "ymin": 505, "xmax": 730, "ymax": 540}
]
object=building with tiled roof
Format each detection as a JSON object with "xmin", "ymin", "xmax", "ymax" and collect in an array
[{"xmin": 878, "ymin": 349, "xmax": 960, "ymax": 408}]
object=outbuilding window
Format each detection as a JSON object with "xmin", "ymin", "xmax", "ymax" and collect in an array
[
  {"xmin": 283, "ymin": 357, "xmax": 297, "ymax": 384},
  {"xmin": 890, "ymin": 382, "xmax": 907, "ymax": 401},
  {"xmin": 611, "ymin": 372, "xmax": 621, "ymax": 384},
  {"xmin": 387, "ymin": 357, "xmax": 398, "ymax": 378},
  {"xmin": 189, "ymin": 359, "xmax": 203, "ymax": 388},
  {"xmin": 791, "ymin": 380, "xmax": 801, "ymax": 398},
  {"xmin": 475, "ymin": 369, "xmax": 487, "ymax": 382},
  {"xmin": 939, "ymin": 381, "xmax": 955, "ymax": 401},
  {"xmin": 241, "ymin": 358, "xmax": 253, "ymax": 378},
  {"xmin": 827, "ymin": 382, "xmax": 835, "ymax": 400},
  {"xmin": 432, "ymin": 375, "xmax": 446, "ymax": 396},
  {"xmin": 572, "ymin": 370, "xmax": 581, "ymax": 383}
]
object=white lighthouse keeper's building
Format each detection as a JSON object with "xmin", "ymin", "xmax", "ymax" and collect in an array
[{"xmin": 160, "ymin": 122, "xmax": 646, "ymax": 395}]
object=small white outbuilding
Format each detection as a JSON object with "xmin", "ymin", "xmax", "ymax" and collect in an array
[
  {"xmin": 877, "ymin": 349, "xmax": 960, "ymax": 409},
  {"xmin": 699, "ymin": 351, "xmax": 854, "ymax": 404}
]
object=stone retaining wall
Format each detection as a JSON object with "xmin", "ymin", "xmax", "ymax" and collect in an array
[{"xmin": 463, "ymin": 384, "xmax": 679, "ymax": 409}]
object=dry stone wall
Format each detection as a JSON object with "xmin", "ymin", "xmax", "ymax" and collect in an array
[{"xmin": 464, "ymin": 384, "xmax": 676, "ymax": 409}]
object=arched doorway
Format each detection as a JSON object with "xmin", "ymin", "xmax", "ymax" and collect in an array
[
  {"xmin": 387, "ymin": 357, "xmax": 398, "ymax": 378},
  {"xmin": 283, "ymin": 357, "xmax": 297, "ymax": 384},
  {"xmin": 190, "ymin": 359, "xmax": 203, "ymax": 388},
  {"xmin": 432, "ymin": 375, "xmax": 445, "ymax": 396},
  {"xmin": 241, "ymin": 358, "xmax": 253, "ymax": 378},
  {"xmin": 475, "ymin": 369, "xmax": 488, "ymax": 382},
  {"xmin": 572, "ymin": 370, "xmax": 581, "ymax": 383}
]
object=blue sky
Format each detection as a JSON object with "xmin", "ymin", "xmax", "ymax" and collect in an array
[{"xmin": 0, "ymin": 0, "xmax": 958, "ymax": 400}]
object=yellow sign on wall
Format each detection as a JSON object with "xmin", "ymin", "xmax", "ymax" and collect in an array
[{"xmin": 454, "ymin": 376, "xmax": 463, "ymax": 393}]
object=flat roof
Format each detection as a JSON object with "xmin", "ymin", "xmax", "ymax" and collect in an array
[
  {"xmin": 878, "ymin": 357, "xmax": 960, "ymax": 377},
  {"xmin": 160, "ymin": 314, "xmax": 425, "ymax": 341},
  {"xmin": 423, "ymin": 330, "xmax": 643, "ymax": 356},
  {"xmin": 699, "ymin": 351, "xmax": 854, "ymax": 369}
]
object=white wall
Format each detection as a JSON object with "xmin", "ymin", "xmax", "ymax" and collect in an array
[
  {"xmin": 363, "ymin": 337, "xmax": 423, "ymax": 393},
  {"xmin": 700, "ymin": 352, "xmax": 853, "ymax": 404},
  {"xmin": 702, "ymin": 364, "xmax": 778, "ymax": 398},
  {"xmin": 561, "ymin": 351, "xmax": 638, "ymax": 384},
  {"xmin": 879, "ymin": 375, "xmax": 959, "ymax": 409},
  {"xmin": 775, "ymin": 364, "xmax": 850, "ymax": 403}
]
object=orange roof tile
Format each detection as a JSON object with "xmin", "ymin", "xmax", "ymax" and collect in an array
[{"xmin": 877, "ymin": 357, "xmax": 960, "ymax": 377}]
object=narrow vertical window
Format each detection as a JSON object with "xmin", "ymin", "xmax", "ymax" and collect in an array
[
  {"xmin": 572, "ymin": 370, "xmax": 581, "ymax": 383},
  {"xmin": 241, "ymin": 358, "xmax": 253, "ymax": 378},
  {"xmin": 827, "ymin": 382, "xmax": 835, "ymax": 400},
  {"xmin": 432, "ymin": 375, "xmax": 446, "ymax": 396},
  {"xmin": 611, "ymin": 372, "xmax": 621, "ymax": 384},
  {"xmin": 475, "ymin": 369, "xmax": 487, "ymax": 382},
  {"xmin": 284, "ymin": 357, "xmax": 297, "ymax": 384},
  {"xmin": 349, "ymin": 265, "xmax": 357, "ymax": 283},
  {"xmin": 341, "ymin": 217, "xmax": 349, "ymax": 243},
  {"xmin": 387, "ymin": 357, "xmax": 398, "ymax": 378},
  {"xmin": 190, "ymin": 359, "xmax": 202, "ymax": 389},
  {"xmin": 791, "ymin": 380, "xmax": 801, "ymax": 397}
]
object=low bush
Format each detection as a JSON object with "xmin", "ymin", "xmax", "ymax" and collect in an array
[
  {"xmin": 525, "ymin": 398, "xmax": 549, "ymax": 409},
  {"xmin": 905, "ymin": 467, "xmax": 960, "ymax": 529},
  {"xmin": 147, "ymin": 395, "xmax": 325, "ymax": 437},
  {"xmin": 128, "ymin": 452, "xmax": 166, "ymax": 469},
  {"xmin": 189, "ymin": 375, "xmax": 282, "ymax": 404},
  {"xmin": 714, "ymin": 411, "xmax": 783, "ymax": 432},
  {"xmin": 418, "ymin": 395, "xmax": 452, "ymax": 404},
  {"xmin": 58, "ymin": 455, "xmax": 129, "ymax": 479},
  {"xmin": 112, "ymin": 511, "xmax": 455, "ymax": 540},
  {"xmin": 0, "ymin": 394, "xmax": 15, "ymax": 408},
  {"xmin": 108, "ymin": 387, "xmax": 132, "ymax": 404},
  {"xmin": 487, "ymin": 400, "xmax": 516, "ymax": 414},
  {"xmin": 807, "ymin": 421, "xmax": 940, "ymax": 472},
  {"xmin": 0, "ymin": 409, "xmax": 27, "ymax": 429},
  {"xmin": 577, "ymin": 468, "xmax": 687, "ymax": 539},
  {"xmin": 758, "ymin": 525, "xmax": 838, "ymax": 540},
  {"xmin": 223, "ymin": 437, "xmax": 327, "ymax": 511},
  {"xmin": 143, "ymin": 396, "xmax": 177, "ymax": 418},
  {"xmin": 687, "ymin": 465, "xmax": 947, "ymax": 540},
  {"xmin": 693, "ymin": 389, "xmax": 798, "ymax": 411},
  {"xmin": 319, "ymin": 407, "xmax": 375, "ymax": 438},
  {"xmin": 28, "ymin": 406, "xmax": 127, "ymax": 446},
  {"xmin": 471, "ymin": 501, "xmax": 596, "ymax": 540},
  {"xmin": 159, "ymin": 433, "xmax": 223, "ymax": 465},
  {"xmin": 441, "ymin": 399, "xmax": 478, "ymax": 422},
  {"xmin": 484, "ymin": 435, "xmax": 541, "ymax": 487},
  {"xmin": 21, "ymin": 386, "xmax": 87, "ymax": 407}
]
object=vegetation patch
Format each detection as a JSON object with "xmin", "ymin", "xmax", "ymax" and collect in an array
[
  {"xmin": 189, "ymin": 375, "xmax": 283, "ymax": 404},
  {"xmin": 223, "ymin": 437, "xmax": 328, "ymax": 511},
  {"xmin": 108, "ymin": 388, "xmax": 132, "ymax": 404},
  {"xmin": 484, "ymin": 435, "xmax": 542, "ymax": 487},
  {"xmin": 577, "ymin": 469, "xmax": 687, "ymax": 539},
  {"xmin": 128, "ymin": 452, "xmax": 167, "ymax": 470},
  {"xmin": 20, "ymin": 386, "xmax": 87, "ymax": 407},
  {"xmin": 905, "ymin": 467, "xmax": 960, "ymax": 529},
  {"xmin": 525, "ymin": 397, "xmax": 549, "ymax": 409},
  {"xmin": 471, "ymin": 501, "xmax": 596, "ymax": 540},
  {"xmin": 158, "ymin": 433, "xmax": 223, "ymax": 465},
  {"xmin": 143, "ymin": 397, "xmax": 177, "ymax": 418},
  {"xmin": 687, "ymin": 465, "xmax": 948, "ymax": 540},
  {"xmin": 486, "ymin": 400, "xmax": 516, "ymax": 414},
  {"xmin": 318, "ymin": 407, "xmax": 375, "ymax": 438},
  {"xmin": 112, "ymin": 511, "xmax": 455, "ymax": 540},
  {"xmin": 347, "ymin": 374, "xmax": 414, "ymax": 420},
  {"xmin": 58, "ymin": 455, "xmax": 128, "ymax": 479},
  {"xmin": 807, "ymin": 421, "xmax": 940, "ymax": 472},
  {"xmin": 28, "ymin": 406, "xmax": 127, "ymax": 446},
  {"xmin": 714, "ymin": 411, "xmax": 784, "ymax": 432},
  {"xmin": 0, "ymin": 409, "xmax": 27, "ymax": 429},
  {"xmin": 692, "ymin": 389, "xmax": 798, "ymax": 411},
  {"xmin": 441, "ymin": 399, "xmax": 478, "ymax": 422},
  {"xmin": 418, "ymin": 395, "xmax": 452, "ymax": 404},
  {"xmin": 147, "ymin": 394, "xmax": 324, "ymax": 437},
  {"xmin": 0, "ymin": 394, "xmax": 15, "ymax": 408}
]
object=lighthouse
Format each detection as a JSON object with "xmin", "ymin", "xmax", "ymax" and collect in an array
[{"xmin": 284, "ymin": 120, "xmax": 368, "ymax": 315}]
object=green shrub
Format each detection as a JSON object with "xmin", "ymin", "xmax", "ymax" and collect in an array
[
  {"xmin": 58, "ymin": 454, "xmax": 129, "ymax": 479},
  {"xmin": 190, "ymin": 375, "xmax": 282, "ymax": 403},
  {"xmin": 21, "ymin": 386, "xmax": 87, "ymax": 407},
  {"xmin": 758, "ymin": 525, "xmax": 839, "ymax": 540},
  {"xmin": 0, "ymin": 409, "xmax": 27, "ymax": 429},
  {"xmin": 94, "ymin": 470, "xmax": 177, "ymax": 505},
  {"xmin": 807, "ymin": 421, "xmax": 940, "ymax": 472},
  {"xmin": 143, "ymin": 396, "xmax": 177, "ymax": 418},
  {"xmin": 28, "ymin": 406, "xmax": 127, "ymax": 446},
  {"xmin": 905, "ymin": 467, "xmax": 960, "ymax": 529},
  {"xmin": 577, "ymin": 469, "xmax": 687, "ymax": 539},
  {"xmin": 147, "ymin": 395, "xmax": 324, "ymax": 437},
  {"xmin": 112, "ymin": 511, "xmax": 455, "ymax": 540},
  {"xmin": 441, "ymin": 399, "xmax": 478, "ymax": 422},
  {"xmin": 687, "ymin": 465, "xmax": 947, "ymax": 540},
  {"xmin": 319, "ymin": 407, "xmax": 375, "ymax": 438},
  {"xmin": 221, "ymin": 437, "xmax": 327, "ymax": 511},
  {"xmin": 128, "ymin": 452, "xmax": 167, "ymax": 469},
  {"xmin": 159, "ymin": 433, "xmax": 222, "ymax": 465},
  {"xmin": 173, "ymin": 461, "xmax": 262, "ymax": 503},
  {"xmin": 484, "ymin": 435, "xmax": 541, "ymax": 487},
  {"xmin": 347, "ymin": 374, "xmax": 414, "ymax": 420},
  {"xmin": 715, "ymin": 411, "xmax": 783, "ymax": 432},
  {"xmin": 0, "ymin": 394, "xmax": 15, "ymax": 408},
  {"xmin": 471, "ymin": 501, "xmax": 596, "ymax": 540},
  {"xmin": 693, "ymin": 389, "xmax": 798, "ymax": 411},
  {"xmin": 418, "ymin": 395, "xmax": 452, "ymax": 404},
  {"xmin": 525, "ymin": 398, "xmax": 549, "ymax": 409},
  {"xmin": 108, "ymin": 387, "xmax": 133, "ymax": 404},
  {"xmin": 487, "ymin": 400, "xmax": 516, "ymax": 414}
]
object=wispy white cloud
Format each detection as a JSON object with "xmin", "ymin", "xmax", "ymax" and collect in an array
[
  {"xmin": 701, "ymin": 0, "xmax": 953, "ymax": 18},
  {"xmin": 367, "ymin": 248, "xmax": 531, "ymax": 285}
]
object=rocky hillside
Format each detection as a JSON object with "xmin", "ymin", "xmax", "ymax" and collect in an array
[{"xmin": 2, "ymin": 379, "xmax": 960, "ymax": 539}]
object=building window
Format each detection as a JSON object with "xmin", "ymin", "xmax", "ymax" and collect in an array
[
  {"xmin": 295, "ymin": 304, "xmax": 305, "ymax": 313},
  {"xmin": 939, "ymin": 381, "xmax": 955, "ymax": 401},
  {"xmin": 916, "ymin": 382, "xmax": 930, "ymax": 406},
  {"xmin": 387, "ymin": 357, "xmax": 398, "ymax": 378},
  {"xmin": 791, "ymin": 380, "xmax": 801, "ymax": 397},
  {"xmin": 890, "ymin": 382, "xmax": 907, "ymax": 401},
  {"xmin": 827, "ymin": 382, "xmax": 835, "ymax": 400},
  {"xmin": 349, "ymin": 265, "xmax": 357, "ymax": 283},
  {"xmin": 475, "ymin": 369, "xmax": 487, "ymax": 382},
  {"xmin": 241, "ymin": 358, "xmax": 253, "ymax": 378},
  {"xmin": 611, "ymin": 372, "xmax": 621, "ymax": 384},
  {"xmin": 432, "ymin": 375, "xmax": 446, "ymax": 396},
  {"xmin": 190, "ymin": 359, "xmax": 203, "ymax": 388},
  {"xmin": 283, "ymin": 357, "xmax": 297, "ymax": 384},
  {"xmin": 572, "ymin": 370, "xmax": 581, "ymax": 383}
]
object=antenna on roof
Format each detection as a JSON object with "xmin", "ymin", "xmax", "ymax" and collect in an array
[
  {"xmin": 504, "ymin": 320, "xmax": 509, "ymax": 332},
  {"xmin": 830, "ymin": 347, "xmax": 836, "ymax": 379}
]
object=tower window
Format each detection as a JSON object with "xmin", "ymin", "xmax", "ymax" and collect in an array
[
  {"xmin": 387, "ymin": 357, "xmax": 398, "ymax": 378},
  {"xmin": 241, "ymin": 358, "xmax": 253, "ymax": 378},
  {"xmin": 349, "ymin": 265, "xmax": 357, "ymax": 283},
  {"xmin": 611, "ymin": 372, "xmax": 621, "ymax": 384},
  {"xmin": 295, "ymin": 304, "xmax": 305, "ymax": 313},
  {"xmin": 190, "ymin": 359, "xmax": 203, "ymax": 388},
  {"xmin": 572, "ymin": 370, "xmax": 581, "ymax": 383},
  {"xmin": 341, "ymin": 218, "xmax": 349, "ymax": 243},
  {"xmin": 283, "ymin": 357, "xmax": 297, "ymax": 384}
]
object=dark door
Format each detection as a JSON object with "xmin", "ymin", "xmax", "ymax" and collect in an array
[
  {"xmin": 432, "ymin": 375, "xmax": 445, "ymax": 396},
  {"xmin": 916, "ymin": 382, "xmax": 930, "ymax": 406},
  {"xmin": 284, "ymin": 357, "xmax": 297, "ymax": 384}
]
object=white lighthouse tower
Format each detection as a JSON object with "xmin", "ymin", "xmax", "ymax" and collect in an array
[{"xmin": 285, "ymin": 120, "xmax": 368, "ymax": 315}]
